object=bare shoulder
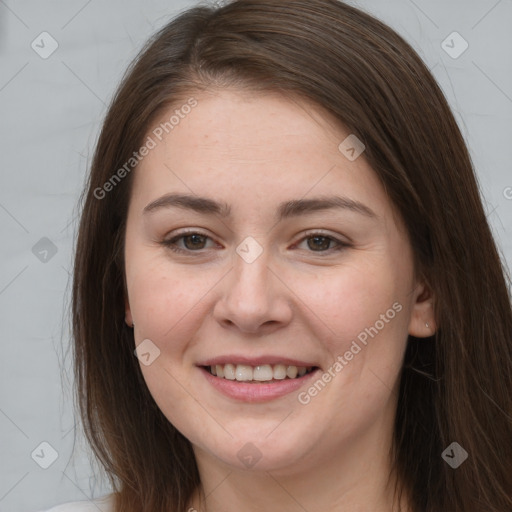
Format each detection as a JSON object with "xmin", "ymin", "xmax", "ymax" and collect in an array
[{"xmin": 37, "ymin": 494, "xmax": 115, "ymax": 512}]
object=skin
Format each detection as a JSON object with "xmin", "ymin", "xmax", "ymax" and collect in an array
[{"xmin": 123, "ymin": 88, "xmax": 435, "ymax": 512}]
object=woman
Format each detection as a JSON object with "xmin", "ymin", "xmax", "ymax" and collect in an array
[{"xmin": 41, "ymin": 0, "xmax": 512, "ymax": 510}]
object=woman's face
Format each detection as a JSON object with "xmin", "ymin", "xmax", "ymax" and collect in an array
[{"xmin": 124, "ymin": 89, "xmax": 432, "ymax": 475}]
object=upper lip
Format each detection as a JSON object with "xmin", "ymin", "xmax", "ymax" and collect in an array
[{"xmin": 197, "ymin": 355, "xmax": 320, "ymax": 368}]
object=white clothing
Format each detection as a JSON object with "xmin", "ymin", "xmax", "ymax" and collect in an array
[{"xmin": 38, "ymin": 494, "xmax": 114, "ymax": 512}]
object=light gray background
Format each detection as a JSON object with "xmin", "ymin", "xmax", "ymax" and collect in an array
[{"xmin": 0, "ymin": 0, "xmax": 511, "ymax": 510}]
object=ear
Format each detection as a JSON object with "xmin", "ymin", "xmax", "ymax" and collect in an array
[
  {"xmin": 125, "ymin": 294, "xmax": 134, "ymax": 328},
  {"xmin": 407, "ymin": 278, "xmax": 436, "ymax": 337}
]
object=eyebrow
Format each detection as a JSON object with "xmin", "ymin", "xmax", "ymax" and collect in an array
[{"xmin": 143, "ymin": 193, "xmax": 377, "ymax": 220}]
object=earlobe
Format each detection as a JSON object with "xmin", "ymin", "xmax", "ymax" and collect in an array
[
  {"xmin": 407, "ymin": 280, "xmax": 436, "ymax": 338},
  {"xmin": 125, "ymin": 295, "xmax": 134, "ymax": 328}
]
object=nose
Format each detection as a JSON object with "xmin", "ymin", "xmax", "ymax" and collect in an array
[{"xmin": 213, "ymin": 246, "xmax": 293, "ymax": 335}]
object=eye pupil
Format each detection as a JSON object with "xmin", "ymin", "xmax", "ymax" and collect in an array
[
  {"xmin": 307, "ymin": 236, "xmax": 331, "ymax": 251},
  {"xmin": 184, "ymin": 234, "xmax": 206, "ymax": 250}
]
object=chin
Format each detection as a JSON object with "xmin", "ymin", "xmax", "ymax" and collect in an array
[{"xmin": 197, "ymin": 429, "xmax": 314, "ymax": 473}]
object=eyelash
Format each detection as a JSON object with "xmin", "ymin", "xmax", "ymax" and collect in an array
[{"xmin": 160, "ymin": 229, "xmax": 350, "ymax": 256}]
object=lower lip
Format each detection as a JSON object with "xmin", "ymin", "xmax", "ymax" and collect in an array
[{"xmin": 199, "ymin": 366, "xmax": 321, "ymax": 402}]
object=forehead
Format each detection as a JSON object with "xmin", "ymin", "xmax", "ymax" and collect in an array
[{"xmin": 130, "ymin": 89, "xmax": 397, "ymax": 228}]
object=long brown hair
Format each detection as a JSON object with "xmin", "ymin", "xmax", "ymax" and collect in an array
[{"xmin": 71, "ymin": 1, "xmax": 512, "ymax": 510}]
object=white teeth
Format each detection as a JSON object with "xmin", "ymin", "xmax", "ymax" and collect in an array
[
  {"xmin": 253, "ymin": 365, "xmax": 274, "ymax": 381},
  {"xmin": 208, "ymin": 363, "xmax": 314, "ymax": 381},
  {"xmin": 286, "ymin": 365, "xmax": 298, "ymax": 379},
  {"xmin": 273, "ymin": 364, "xmax": 287, "ymax": 380},
  {"xmin": 223, "ymin": 363, "xmax": 236, "ymax": 380},
  {"xmin": 235, "ymin": 364, "xmax": 253, "ymax": 381}
]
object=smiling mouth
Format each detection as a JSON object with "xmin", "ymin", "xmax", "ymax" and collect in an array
[{"xmin": 203, "ymin": 363, "xmax": 318, "ymax": 383}]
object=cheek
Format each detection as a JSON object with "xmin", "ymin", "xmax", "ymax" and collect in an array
[
  {"xmin": 296, "ymin": 259, "xmax": 404, "ymax": 353},
  {"xmin": 126, "ymin": 252, "xmax": 223, "ymax": 353},
  {"xmin": 127, "ymin": 260, "xmax": 207, "ymax": 425}
]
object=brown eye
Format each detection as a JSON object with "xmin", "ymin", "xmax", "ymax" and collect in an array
[
  {"xmin": 161, "ymin": 231, "xmax": 214, "ymax": 254},
  {"xmin": 181, "ymin": 233, "xmax": 208, "ymax": 250},
  {"xmin": 306, "ymin": 235, "xmax": 333, "ymax": 251},
  {"xmin": 161, "ymin": 231, "xmax": 349, "ymax": 256},
  {"xmin": 295, "ymin": 233, "xmax": 349, "ymax": 254}
]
